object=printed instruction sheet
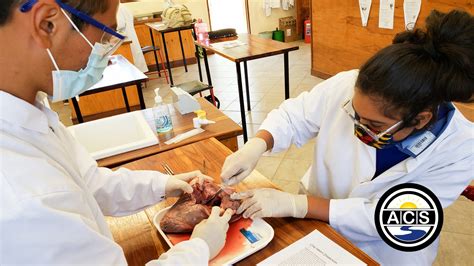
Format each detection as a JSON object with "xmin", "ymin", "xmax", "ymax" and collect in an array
[
  {"xmin": 359, "ymin": 0, "xmax": 372, "ymax": 27},
  {"xmin": 404, "ymin": 0, "xmax": 421, "ymax": 30},
  {"xmin": 210, "ymin": 40, "xmax": 246, "ymax": 49},
  {"xmin": 379, "ymin": 0, "xmax": 395, "ymax": 29},
  {"xmin": 257, "ymin": 230, "xmax": 366, "ymax": 265}
]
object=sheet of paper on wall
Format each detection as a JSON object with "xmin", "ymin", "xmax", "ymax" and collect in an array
[
  {"xmin": 359, "ymin": 0, "xmax": 372, "ymax": 27},
  {"xmin": 379, "ymin": 0, "xmax": 395, "ymax": 29},
  {"xmin": 404, "ymin": 0, "xmax": 421, "ymax": 30},
  {"xmin": 257, "ymin": 230, "xmax": 366, "ymax": 265}
]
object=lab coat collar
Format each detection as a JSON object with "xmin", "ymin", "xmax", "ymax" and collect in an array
[
  {"xmin": 0, "ymin": 91, "xmax": 57, "ymax": 134},
  {"xmin": 394, "ymin": 102, "xmax": 455, "ymax": 158},
  {"xmin": 368, "ymin": 118, "xmax": 456, "ymax": 185}
]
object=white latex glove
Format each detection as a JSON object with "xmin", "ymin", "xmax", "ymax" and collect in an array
[
  {"xmin": 221, "ymin": 138, "xmax": 267, "ymax": 185},
  {"xmin": 231, "ymin": 188, "xmax": 308, "ymax": 219},
  {"xmin": 165, "ymin": 170, "xmax": 213, "ymax": 197},
  {"xmin": 190, "ymin": 206, "xmax": 234, "ymax": 260}
]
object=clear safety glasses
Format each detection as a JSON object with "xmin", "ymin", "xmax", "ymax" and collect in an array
[
  {"xmin": 342, "ymin": 99, "xmax": 404, "ymax": 141},
  {"xmin": 20, "ymin": 0, "xmax": 125, "ymax": 58}
]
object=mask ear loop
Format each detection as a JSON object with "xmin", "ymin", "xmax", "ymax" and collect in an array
[
  {"xmin": 46, "ymin": 49, "xmax": 60, "ymax": 71},
  {"xmin": 46, "ymin": 48, "xmax": 63, "ymax": 100},
  {"xmin": 60, "ymin": 8, "xmax": 94, "ymax": 48}
]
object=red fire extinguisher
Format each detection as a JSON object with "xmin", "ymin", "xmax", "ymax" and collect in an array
[{"xmin": 304, "ymin": 19, "xmax": 311, "ymax": 43}]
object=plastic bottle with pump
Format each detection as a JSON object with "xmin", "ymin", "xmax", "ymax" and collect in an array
[{"xmin": 153, "ymin": 88, "xmax": 173, "ymax": 133}]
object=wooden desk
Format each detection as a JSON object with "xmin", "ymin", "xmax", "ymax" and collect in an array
[
  {"xmin": 69, "ymin": 41, "xmax": 143, "ymax": 123},
  {"xmin": 97, "ymin": 98, "xmax": 243, "ymax": 168},
  {"xmin": 71, "ymin": 55, "xmax": 148, "ymax": 123},
  {"xmin": 146, "ymin": 23, "xmax": 197, "ymax": 85},
  {"xmin": 195, "ymin": 34, "xmax": 300, "ymax": 142},
  {"xmin": 134, "ymin": 20, "xmax": 197, "ymax": 73},
  {"xmin": 107, "ymin": 138, "xmax": 379, "ymax": 266}
]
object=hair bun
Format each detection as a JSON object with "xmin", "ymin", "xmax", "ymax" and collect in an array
[
  {"xmin": 427, "ymin": 10, "xmax": 474, "ymax": 103},
  {"xmin": 393, "ymin": 29, "xmax": 427, "ymax": 45}
]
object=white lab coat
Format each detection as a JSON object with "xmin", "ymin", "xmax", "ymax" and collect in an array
[
  {"xmin": 259, "ymin": 70, "xmax": 473, "ymax": 265},
  {"xmin": 117, "ymin": 4, "xmax": 149, "ymax": 73},
  {"xmin": 0, "ymin": 91, "xmax": 209, "ymax": 265}
]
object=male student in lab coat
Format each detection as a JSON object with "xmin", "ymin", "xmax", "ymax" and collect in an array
[
  {"xmin": 221, "ymin": 9, "xmax": 473, "ymax": 265},
  {"xmin": 117, "ymin": 2, "xmax": 149, "ymax": 73},
  {"xmin": 0, "ymin": 0, "xmax": 232, "ymax": 264}
]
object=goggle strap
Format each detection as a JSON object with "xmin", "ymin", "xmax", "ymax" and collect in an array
[
  {"xmin": 383, "ymin": 120, "xmax": 404, "ymax": 135},
  {"xmin": 60, "ymin": 8, "xmax": 94, "ymax": 48},
  {"xmin": 46, "ymin": 48, "xmax": 60, "ymax": 71}
]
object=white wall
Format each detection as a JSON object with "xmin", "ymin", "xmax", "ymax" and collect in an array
[
  {"xmin": 248, "ymin": 0, "xmax": 296, "ymax": 34},
  {"xmin": 133, "ymin": 0, "xmax": 296, "ymax": 35},
  {"xmin": 135, "ymin": 0, "xmax": 211, "ymax": 25}
]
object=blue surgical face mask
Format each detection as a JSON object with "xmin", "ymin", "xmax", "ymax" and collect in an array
[
  {"xmin": 47, "ymin": 44, "xmax": 111, "ymax": 102},
  {"xmin": 46, "ymin": 9, "xmax": 120, "ymax": 102}
]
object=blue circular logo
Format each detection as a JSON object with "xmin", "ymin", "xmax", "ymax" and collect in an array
[{"xmin": 375, "ymin": 183, "xmax": 443, "ymax": 251}]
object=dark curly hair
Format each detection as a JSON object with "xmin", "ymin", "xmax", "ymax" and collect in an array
[{"xmin": 356, "ymin": 9, "xmax": 474, "ymax": 128}]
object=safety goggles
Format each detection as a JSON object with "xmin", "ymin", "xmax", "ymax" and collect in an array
[
  {"xmin": 342, "ymin": 99, "xmax": 404, "ymax": 141},
  {"xmin": 20, "ymin": 0, "xmax": 125, "ymax": 57}
]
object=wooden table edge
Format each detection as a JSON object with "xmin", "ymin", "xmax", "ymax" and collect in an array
[{"xmin": 98, "ymin": 131, "xmax": 243, "ymax": 168}]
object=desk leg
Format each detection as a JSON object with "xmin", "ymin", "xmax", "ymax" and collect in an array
[
  {"xmin": 284, "ymin": 52, "xmax": 290, "ymax": 100},
  {"xmin": 196, "ymin": 48, "xmax": 203, "ymax": 82},
  {"xmin": 191, "ymin": 28, "xmax": 203, "ymax": 82},
  {"xmin": 148, "ymin": 28, "xmax": 161, "ymax": 77},
  {"xmin": 203, "ymin": 49, "xmax": 213, "ymax": 86},
  {"xmin": 121, "ymin": 87, "xmax": 131, "ymax": 112},
  {"xmin": 236, "ymin": 62, "xmax": 248, "ymax": 143},
  {"xmin": 71, "ymin": 97, "xmax": 84, "ymax": 124},
  {"xmin": 161, "ymin": 32, "xmax": 173, "ymax": 86},
  {"xmin": 178, "ymin": 31, "xmax": 188, "ymax": 72},
  {"xmin": 244, "ymin": 61, "xmax": 251, "ymax": 111},
  {"xmin": 136, "ymin": 82, "xmax": 146, "ymax": 109}
]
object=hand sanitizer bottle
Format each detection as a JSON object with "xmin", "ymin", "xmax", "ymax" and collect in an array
[{"xmin": 153, "ymin": 88, "xmax": 173, "ymax": 133}]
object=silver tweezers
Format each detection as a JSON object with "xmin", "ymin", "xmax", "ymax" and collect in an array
[{"xmin": 161, "ymin": 162, "xmax": 175, "ymax": 175}]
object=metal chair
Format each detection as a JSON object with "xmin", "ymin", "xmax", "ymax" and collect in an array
[
  {"xmin": 172, "ymin": 80, "xmax": 218, "ymax": 107},
  {"xmin": 141, "ymin": 45, "xmax": 169, "ymax": 84}
]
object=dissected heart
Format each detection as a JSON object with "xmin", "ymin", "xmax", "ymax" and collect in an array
[{"xmin": 160, "ymin": 180, "xmax": 242, "ymax": 233}]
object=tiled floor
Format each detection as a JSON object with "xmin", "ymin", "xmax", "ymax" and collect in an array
[{"xmin": 50, "ymin": 40, "xmax": 472, "ymax": 265}]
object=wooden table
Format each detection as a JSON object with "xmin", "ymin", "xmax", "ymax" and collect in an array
[
  {"xmin": 146, "ymin": 22, "xmax": 196, "ymax": 86},
  {"xmin": 97, "ymin": 98, "xmax": 242, "ymax": 168},
  {"xmin": 106, "ymin": 138, "xmax": 379, "ymax": 265},
  {"xmin": 195, "ymin": 34, "xmax": 300, "ymax": 142},
  {"xmin": 71, "ymin": 55, "xmax": 148, "ymax": 123}
]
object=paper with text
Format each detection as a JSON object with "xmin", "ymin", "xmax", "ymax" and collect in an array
[
  {"xmin": 379, "ymin": 0, "xmax": 395, "ymax": 29},
  {"xmin": 359, "ymin": 0, "xmax": 372, "ymax": 27},
  {"xmin": 210, "ymin": 40, "xmax": 247, "ymax": 49},
  {"xmin": 257, "ymin": 230, "xmax": 366, "ymax": 265},
  {"xmin": 404, "ymin": 0, "xmax": 421, "ymax": 30}
]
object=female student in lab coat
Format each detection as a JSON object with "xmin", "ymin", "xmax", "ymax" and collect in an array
[
  {"xmin": 222, "ymin": 9, "xmax": 473, "ymax": 265},
  {"xmin": 0, "ymin": 0, "xmax": 231, "ymax": 264}
]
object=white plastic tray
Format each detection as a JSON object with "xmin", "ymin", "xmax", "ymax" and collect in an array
[
  {"xmin": 68, "ymin": 111, "xmax": 158, "ymax": 160},
  {"xmin": 153, "ymin": 206, "xmax": 274, "ymax": 265}
]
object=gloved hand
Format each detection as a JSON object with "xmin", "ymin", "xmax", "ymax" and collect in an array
[
  {"xmin": 221, "ymin": 138, "xmax": 267, "ymax": 185},
  {"xmin": 165, "ymin": 170, "xmax": 213, "ymax": 197},
  {"xmin": 190, "ymin": 206, "xmax": 234, "ymax": 259},
  {"xmin": 231, "ymin": 188, "xmax": 308, "ymax": 219}
]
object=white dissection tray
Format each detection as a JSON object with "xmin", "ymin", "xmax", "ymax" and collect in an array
[{"xmin": 68, "ymin": 111, "xmax": 158, "ymax": 160}]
